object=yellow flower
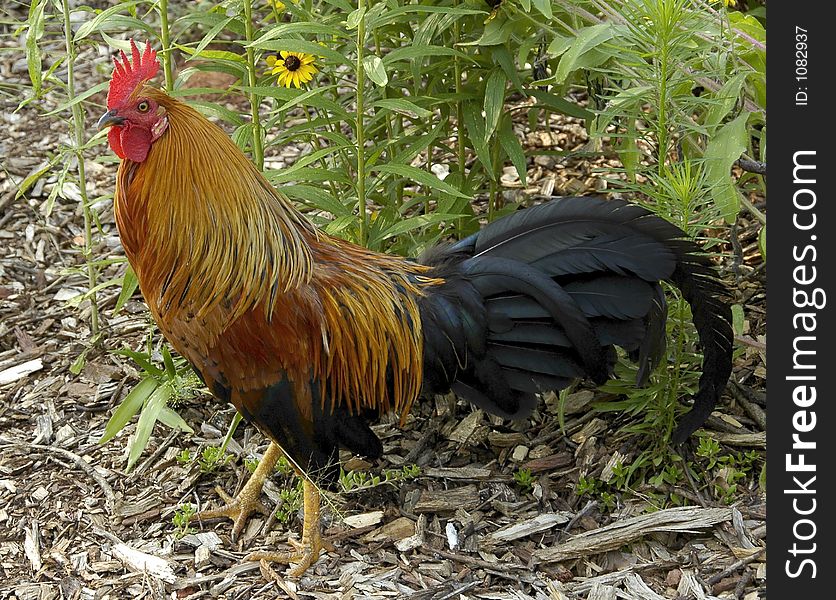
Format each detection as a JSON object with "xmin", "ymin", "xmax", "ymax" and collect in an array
[
  {"xmin": 267, "ymin": 0, "xmax": 286, "ymax": 11},
  {"xmin": 267, "ymin": 51, "xmax": 319, "ymax": 88}
]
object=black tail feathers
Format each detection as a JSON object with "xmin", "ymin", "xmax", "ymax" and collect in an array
[{"xmin": 419, "ymin": 196, "xmax": 733, "ymax": 443}]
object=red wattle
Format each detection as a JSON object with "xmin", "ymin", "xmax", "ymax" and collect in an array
[{"xmin": 109, "ymin": 125, "xmax": 152, "ymax": 163}]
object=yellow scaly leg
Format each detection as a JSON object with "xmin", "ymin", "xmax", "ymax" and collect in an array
[
  {"xmin": 193, "ymin": 442, "xmax": 282, "ymax": 539},
  {"xmin": 245, "ymin": 478, "xmax": 333, "ymax": 576}
]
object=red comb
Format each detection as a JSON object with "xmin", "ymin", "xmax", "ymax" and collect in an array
[{"xmin": 107, "ymin": 40, "xmax": 159, "ymax": 109}]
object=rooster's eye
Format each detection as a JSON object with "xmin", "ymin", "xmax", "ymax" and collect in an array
[{"xmin": 137, "ymin": 101, "xmax": 150, "ymax": 113}]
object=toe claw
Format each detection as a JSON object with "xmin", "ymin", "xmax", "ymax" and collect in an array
[{"xmin": 242, "ymin": 534, "xmax": 328, "ymax": 577}]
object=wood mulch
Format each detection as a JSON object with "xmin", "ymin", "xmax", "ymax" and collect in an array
[{"xmin": 0, "ymin": 18, "xmax": 765, "ymax": 600}]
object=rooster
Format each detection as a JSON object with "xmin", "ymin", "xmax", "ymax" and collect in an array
[{"xmin": 98, "ymin": 41, "xmax": 733, "ymax": 575}]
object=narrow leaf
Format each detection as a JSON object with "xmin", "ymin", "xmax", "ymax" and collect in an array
[
  {"xmin": 74, "ymin": 1, "xmax": 144, "ymax": 40},
  {"xmin": 527, "ymin": 89, "xmax": 594, "ymax": 120},
  {"xmin": 463, "ymin": 101, "xmax": 494, "ymax": 177},
  {"xmin": 372, "ymin": 98, "xmax": 432, "ymax": 118},
  {"xmin": 157, "ymin": 406, "xmax": 195, "ymax": 434},
  {"xmin": 554, "ymin": 23, "xmax": 614, "ymax": 84},
  {"xmin": 497, "ymin": 113, "xmax": 527, "ymax": 185},
  {"xmin": 372, "ymin": 164, "xmax": 472, "ymax": 199},
  {"xmin": 112, "ymin": 266, "xmax": 139, "ymax": 316},
  {"xmin": 483, "ymin": 68, "xmax": 506, "ymax": 141},
  {"xmin": 99, "ymin": 377, "xmax": 159, "ymax": 445},
  {"xmin": 26, "ymin": 0, "xmax": 46, "ymax": 97},
  {"xmin": 127, "ymin": 383, "xmax": 171, "ymax": 471}
]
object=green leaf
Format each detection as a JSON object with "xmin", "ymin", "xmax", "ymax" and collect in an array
[
  {"xmin": 191, "ymin": 17, "xmax": 234, "ymax": 59},
  {"xmin": 527, "ymin": 89, "xmax": 593, "ymax": 120},
  {"xmin": 491, "ymin": 45, "xmax": 524, "ymax": 93},
  {"xmin": 372, "ymin": 164, "xmax": 472, "ymax": 199},
  {"xmin": 115, "ymin": 349, "xmax": 164, "ymax": 378},
  {"xmin": 99, "ymin": 377, "xmax": 159, "ymax": 445},
  {"xmin": 346, "ymin": 6, "xmax": 366, "ymax": 29},
  {"xmin": 368, "ymin": 5, "xmax": 487, "ymax": 29},
  {"xmin": 188, "ymin": 100, "xmax": 245, "ymax": 126},
  {"xmin": 69, "ymin": 351, "xmax": 87, "ymax": 376},
  {"xmin": 554, "ymin": 24, "xmax": 614, "ymax": 84},
  {"xmin": 731, "ymin": 304, "xmax": 745, "ymax": 336},
  {"xmin": 127, "ymin": 382, "xmax": 172, "ymax": 471},
  {"xmin": 704, "ymin": 73, "xmax": 748, "ymax": 132},
  {"xmin": 546, "ymin": 34, "xmax": 572, "ymax": 57},
  {"xmin": 272, "ymin": 86, "xmax": 346, "ymax": 117},
  {"xmin": 372, "ymin": 98, "xmax": 432, "ymax": 119},
  {"xmin": 483, "ymin": 68, "xmax": 506, "ymax": 141},
  {"xmin": 461, "ymin": 12, "xmax": 515, "ymax": 46},
  {"xmin": 363, "ymin": 55, "xmax": 388, "ymax": 86},
  {"xmin": 704, "ymin": 112, "xmax": 749, "ymax": 222},
  {"xmin": 74, "ymin": 1, "xmax": 144, "ymax": 40},
  {"xmin": 175, "ymin": 43, "xmax": 244, "ymax": 63},
  {"xmin": 43, "ymin": 81, "xmax": 109, "ymax": 116},
  {"xmin": 157, "ymin": 406, "xmax": 195, "ymax": 434},
  {"xmin": 14, "ymin": 160, "xmax": 53, "ymax": 201},
  {"xmin": 497, "ymin": 114, "xmax": 526, "ymax": 185},
  {"xmin": 369, "ymin": 213, "xmax": 460, "ymax": 246},
  {"xmin": 267, "ymin": 143, "xmax": 353, "ymax": 183},
  {"xmin": 161, "ymin": 346, "xmax": 177, "ymax": 380},
  {"xmin": 251, "ymin": 22, "xmax": 347, "ymax": 43},
  {"xmin": 463, "ymin": 101, "xmax": 494, "ymax": 178},
  {"xmin": 383, "ymin": 45, "xmax": 472, "ymax": 65},
  {"xmin": 112, "ymin": 266, "xmax": 139, "ymax": 316},
  {"xmin": 531, "ymin": 0, "xmax": 553, "ymax": 19},
  {"xmin": 266, "ymin": 166, "xmax": 352, "ymax": 186},
  {"xmin": 26, "ymin": 0, "xmax": 46, "ymax": 97},
  {"xmin": 284, "ymin": 185, "xmax": 352, "ymax": 217}
]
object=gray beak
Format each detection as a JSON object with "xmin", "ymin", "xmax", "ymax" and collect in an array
[{"xmin": 97, "ymin": 109, "xmax": 125, "ymax": 130}]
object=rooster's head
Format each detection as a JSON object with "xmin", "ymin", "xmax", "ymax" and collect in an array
[{"xmin": 98, "ymin": 40, "xmax": 168, "ymax": 163}]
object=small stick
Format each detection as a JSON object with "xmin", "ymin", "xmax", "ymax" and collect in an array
[
  {"xmin": 432, "ymin": 548, "xmax": 526, "ymax": 571},
  {"xmin": 0, "ymin": 438, "xmax": 117, "ymax": 513},
  {"xmin": 706, "ymin": 547, "xmax": 765, "ymax": 586}
]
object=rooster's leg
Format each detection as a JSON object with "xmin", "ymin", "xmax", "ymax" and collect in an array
[
  {"xmin": 244, "ymin": 478, "xmax": 332, "ymax": 576},
  {"xmin": 193, "ymin": 442, "xmax": 282, "ymax": 539}
]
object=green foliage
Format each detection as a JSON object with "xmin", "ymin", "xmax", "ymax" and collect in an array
[
  {"xmin": 171, "ymin": 502, "xmax": 197, "ymax": 538},
  {"xmin": 339, "ymin": 463, "xmax": 420, "ymax": 493},
  {"xmin": 695, "ymin": 437, "xmax": 761, "ymax": 504},
  {"xmin": 99, "ymin": 339, "xmax": 202, "ymax": 471},
  {"xmin": 196, "ymin": 446, "xmax": 234, "ymax": 474},
  {"xmin": 275, "ymin": 480, "xmax": 304, "ymax": 524},
  {"xmin": 513, "ymin": 467, "xmax": 534, "ymax": 493},
  {"xmin": 576, "ymin": 442, "xmax": 764, "ymax": 511}
]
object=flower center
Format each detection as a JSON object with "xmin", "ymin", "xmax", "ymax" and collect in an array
[{"xmin": 284, "ymin": 55, "xmax": 302, "ymax": 71}]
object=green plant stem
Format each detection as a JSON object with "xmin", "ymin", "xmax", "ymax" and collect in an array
[
  {"xmin": 655, "ymin": 41, "xmax": 670, "ymax": 173},
  {"xmin": 242, "ymin": 0, "xmax": 264, "ymax": 170},
  {"xmin": 158, "ymin": 0, "xmax": 174, "ymax": 90},
  {"xmin": 355, "ymin": 0, "xmax": 368, "ymax": 245},
  {"xmin": 489, "ymin": 138, "xmax": 501, "ymax": 219},
  {"xmin": 61, "ymin": 0, "xmax": 99, "ymax": 336},
  {"xmin": 453, "ymin": 15, "xmax": 466, "ymax": 181},
  {"xmin": 218, "ymin": 411, "xmax": 243, "ymax": 456}
]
